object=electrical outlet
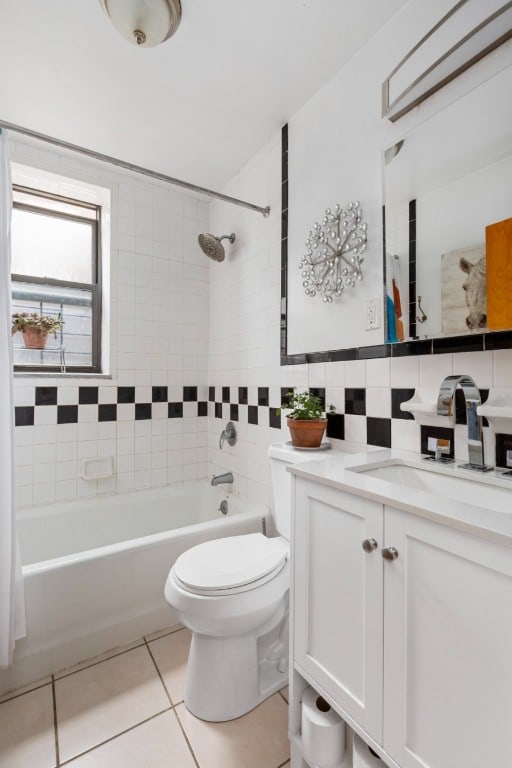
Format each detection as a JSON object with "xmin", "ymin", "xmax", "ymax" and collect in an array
[{"xmin": 365, "ymin": 299, "xmax": 380, "ymax": 330}]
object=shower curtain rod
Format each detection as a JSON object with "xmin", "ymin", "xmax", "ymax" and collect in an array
[{"xmin": 0, "ymin": 119, "xmax": 270, "ymax": 218}]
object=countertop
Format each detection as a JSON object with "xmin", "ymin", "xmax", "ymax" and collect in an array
[{"xmin": 287, "ymin": 448, "xmax": 512, "ymax": 546}]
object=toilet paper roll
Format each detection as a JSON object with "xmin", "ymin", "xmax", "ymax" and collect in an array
[
  {"xmin": 301, "ymin": 687, "xmax": 346, "ymax": 768},
  {"xmin": 353, "ymin": 734, "xmax": 383, "ymax": 767}
]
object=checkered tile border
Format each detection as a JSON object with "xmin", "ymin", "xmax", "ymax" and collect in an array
[{"xmin": 14, "ymin": 384, "xmax": 501, "ymax": 458}]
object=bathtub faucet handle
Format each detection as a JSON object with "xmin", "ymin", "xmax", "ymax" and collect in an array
[{"xmin": 219, "ymin": 421, "xmax": 237, "ymax": 450}]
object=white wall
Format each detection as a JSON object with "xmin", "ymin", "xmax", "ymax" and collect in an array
[
  {"xmin": 207, "ymin": 133, "xmax": 283, "ymax": 505},
  {"xmin": 12, "ymin": 135, "xmax": 210, "ymax": 508},
  {"xmin": 287, "ymin": 0, "xmax": 512, "ymax": 354},
  {"xmin": 207, "ymin": 0, "xmax": 512, "ymax": 502}
]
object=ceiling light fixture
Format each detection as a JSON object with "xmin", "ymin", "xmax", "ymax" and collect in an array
[{"xmin": 99, "ymin": 0, "xmax": 182, "ymax": 48}]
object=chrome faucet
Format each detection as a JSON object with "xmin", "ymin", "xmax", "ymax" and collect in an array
[
  {"xmin": 436, "ymin": 375, "xmax": 491, "ymax": 471},
  {"xmin": 211, "ymin": 472, "xmax": 234, "ymax": 486}
]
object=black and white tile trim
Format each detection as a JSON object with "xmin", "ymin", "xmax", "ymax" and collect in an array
[
  {"xmin": 15, "ymin": 385, "xmax": 209, "ymax": 427},
  {"xmin": 15, "ymin": 384, "xmax": 499, "ymax": 459},
  {"xmin": 14, "ymin": 384, "xmax": 415, "ymax": 449}
]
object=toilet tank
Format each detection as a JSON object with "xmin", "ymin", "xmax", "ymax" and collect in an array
[{"xmin": 268, "ymin": 443, "xmax": 320, "ymax": 541}]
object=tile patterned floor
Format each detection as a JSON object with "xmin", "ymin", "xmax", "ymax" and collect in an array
[{"xmin": 0, "ymin": 627, "xmax": 290, "ymax": 768}]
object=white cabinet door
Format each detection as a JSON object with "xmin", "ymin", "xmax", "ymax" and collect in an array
[
  {"xmin": 293, "ymin": 478, "xmax": 384, "ymax": 742},
  {"xmin": 383, "ymin": 506, "xmax": 512, "ymax": 768}
]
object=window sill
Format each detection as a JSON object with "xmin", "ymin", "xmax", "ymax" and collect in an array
[{"xmin": 14, "ymin": 372, "xmax": 112, "ymax": 380}]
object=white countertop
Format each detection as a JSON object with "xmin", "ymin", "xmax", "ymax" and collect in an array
[{"xmin": 287, "ymin": 448, "xmax": 512, "ymax": 546}]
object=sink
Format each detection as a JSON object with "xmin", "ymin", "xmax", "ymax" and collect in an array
[{"xmin": 347, "ymin": 460, "xmax": 512, "ymax": 513}]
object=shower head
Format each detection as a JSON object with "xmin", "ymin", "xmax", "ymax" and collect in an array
[{"xmin": 198, "ymin": 232, "xmax": 236, "ymax": 262}]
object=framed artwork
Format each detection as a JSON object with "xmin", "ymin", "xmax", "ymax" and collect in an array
[{"xmin": 441, "ymin": 245, "xmax": 486, "ymax": 335}]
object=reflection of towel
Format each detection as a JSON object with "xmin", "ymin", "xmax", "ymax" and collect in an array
[
  {"xmin": 392, "ymin": 255, "xmax": 404, "ymax": 341},
  {"xmin": 386, "ymin": 295, "xmax": 397, "ymax": 343}
]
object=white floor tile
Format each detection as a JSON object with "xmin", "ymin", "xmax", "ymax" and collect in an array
[
  {"xmin": 0, "ymin": 684, "xmax": 56, "ymax": 768},
  {"xmin": 65, "ymin": 710, "xmax": 196, "ymax": 767},
  {"xmin": 148, "ymin": 627, "xmax": 191, "ymax": 704},
  {"xmin": 54, "ymin": 640, "xmax": 144, "ymax": 680},
  {"xmin": 55, "ymin": 645, "xmax": 169, "ymax": 763},
  {"xmin": 177, "ymin": 692, "xmax": 289, "ymax": 768}
]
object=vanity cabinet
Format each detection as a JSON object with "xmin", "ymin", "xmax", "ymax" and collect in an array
[
  {"xmin": 293, "ymin": 481, "xmax": 384, "ymax": 743},
  {"xmin": 292, "ymin": 476, "xmax": 512, "ymax": 768}
]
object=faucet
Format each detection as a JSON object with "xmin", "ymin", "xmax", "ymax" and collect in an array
[
  {"xmin": 211, "ymin": 472, "xmax": 234, "ymax": 486},
  {"xmin": 436, "ymin": 375, "xmax": 491, "ymax": 471},
  {"xmin": 219, "ymin": 422, "xmax": 237, "ymax": 449}
]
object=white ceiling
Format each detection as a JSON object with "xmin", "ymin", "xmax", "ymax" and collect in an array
[{"xmin": 0, "ymin": 0, "xmax": 407, "ymax": 191}]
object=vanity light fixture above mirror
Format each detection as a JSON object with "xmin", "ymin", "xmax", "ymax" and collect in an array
[{"xmin": 382, "ymin": 0, "xmax": 512, "ymax": 122}]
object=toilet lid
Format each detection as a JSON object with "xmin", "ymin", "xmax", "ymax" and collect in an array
[{"xmin": 174, "ymin": 533, "xmax": 288, "ymax": 592}]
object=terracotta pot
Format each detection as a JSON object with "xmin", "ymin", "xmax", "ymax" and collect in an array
[
  {"xmin": 22, "ymin": 327, "xmax": 49, "ymax": 349},
  {"xmin": 287, "ymin": 418, "xmax": 327, "ymax": 448}
]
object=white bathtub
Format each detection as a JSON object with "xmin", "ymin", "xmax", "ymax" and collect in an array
[{"xmin": 0, "ymin": 481, "xmax": 267, "ymax": 695}]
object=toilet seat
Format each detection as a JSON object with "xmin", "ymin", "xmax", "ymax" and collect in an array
[{"xmin": 174, "ymin": 533, "xmax": 288, "ymax": 597}]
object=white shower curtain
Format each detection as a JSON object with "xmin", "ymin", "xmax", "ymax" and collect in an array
[{"xmin": 0, "ymin": 129, "xmax": 26, "ymax": 668}]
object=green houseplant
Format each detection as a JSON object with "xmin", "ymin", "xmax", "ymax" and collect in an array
[
  {"xmin": 280, "ymin": 389, "xmax": 327, "ymax": 448},
  {"xmin": 11, "ymin": 312, "xmax": 64, "ymax": 350}
]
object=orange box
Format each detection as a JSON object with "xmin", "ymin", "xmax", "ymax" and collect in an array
[{"xmin": 486, "ymin": 217, "xmax": 512, "ymax": 331}]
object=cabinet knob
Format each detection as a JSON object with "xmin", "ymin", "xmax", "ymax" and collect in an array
[
  {"xmin": 362, "ymin": 538, "xmax": 378, "ymax": 553},
  {"xmin": 381, "ymin": 546, "xmax": 399, "ymax": 561}
]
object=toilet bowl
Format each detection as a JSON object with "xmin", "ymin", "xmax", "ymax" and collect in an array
[
  {"xmin": 165, "ymin": 533, "xmax": 289, "ymax": 721},
  {"xmin": 164, "ymin": 442, "xmax": 321, "ymax": 722}
]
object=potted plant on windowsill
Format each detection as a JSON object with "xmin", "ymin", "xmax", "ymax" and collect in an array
[
  {"xmin": 280, "ymin": 389, "xmax": 327, "ymax": 448},
  {"xmin": 11, "ymin": 312, "xmax": 64, "ymax": 350}
]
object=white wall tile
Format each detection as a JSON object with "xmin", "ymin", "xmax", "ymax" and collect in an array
[
  {"xmin": 15, "ymin": 445, "xmax": 33, "ymax": 466},
  {"xmin": 419, "ymin": 354, "xmax": 453, "ymax": 388},
  {"xmin": 452, "ymin": 351, "xmax": 493, "ymax": 388},
  {"xmin": 390, "ymin": 356, "xmax": 420, "ymax": 388},
  {"xmin": 391, "ymin": 420, "xmax": 420, "ymax": 453},
  {"xmin": 344, "ymin": 414, "xmax": 367, "ymax": 445},
  {"xmin": 15, "ymin": 426, "xmax": 34, "ymax": 446},
  {"xmin": 366, "ymin": 388, "xmax": 391, "ymax": 419},
  {"xmin": 78, "ymin": 423, "xmax": 98, "ymax": 441},
  {"xmin": 34, "ymin": 444, "xmax": 56, "ymax": 465},
  {"xmin": 57, "ymin": 387, "xmax": 79, "ymax": 405},
  {"xmin": 344, "ymin": 360, "xmax": 366, "ymax": 388},
  {"xmin": 366, "ymin": 358, "xmax": 390, "ymax": 388},
  {"xmin": 12, "ymin": 142, "xmax": 208, "ymax": 507},
  {"xmin": 493, "ymin": 349, "xmax": 512, "ymax": 387},
  {"xmin": 34, "ymin": 406, "xmax": 57, "ymax": 426},
  {"xmin": 78, "ymin": 404, "xmax": 98, "ymax": 423}
]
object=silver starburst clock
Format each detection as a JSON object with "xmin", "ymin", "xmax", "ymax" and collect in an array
[{"xmin": 299, "ymin": 201, "xmax": 367, "ymax": 302}]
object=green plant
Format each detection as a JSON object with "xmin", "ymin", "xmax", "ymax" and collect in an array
[
  {"xmin": 279, "ymin": 390, "xmax": 325, "ymax": 420},
  {"xmin": 11, "ymin": 312, "xmax": 64, "ymax": 338}
]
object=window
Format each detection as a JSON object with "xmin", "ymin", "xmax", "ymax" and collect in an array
[{"xmin": 11, "ymin": 185, "xmax": 102, "ymax": 372}]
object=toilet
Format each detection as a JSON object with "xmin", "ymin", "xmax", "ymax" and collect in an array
[{"xmin": 164, "ymin": 442, "xmax": 319, "ymax": 722}]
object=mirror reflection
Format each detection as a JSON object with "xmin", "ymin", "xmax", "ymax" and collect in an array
[{"xmin": 383, "ymin": 63, "xmax": 512, "ymax": 342}]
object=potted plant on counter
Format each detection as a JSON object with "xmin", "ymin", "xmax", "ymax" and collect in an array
[
  {"xmin": 11, "ymin": 312, "xmax": 63, "ymax": 350},
  {"xmin": 280, "ymin": 389, "xmax": 327, "ymax": 448}
]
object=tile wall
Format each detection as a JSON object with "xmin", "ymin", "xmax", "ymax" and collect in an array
[
  {"xmin": 11, "ymin": 136, "xmax": 210, "ymax": 508},
  {"xmin": 11, "ymin": 134, "xmax": 512, "ymax": 512},
  {"xmin": 207, "ymin": 128, "xmax": 512, "ymax": 505}
]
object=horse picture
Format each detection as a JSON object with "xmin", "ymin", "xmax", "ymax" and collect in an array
[
  {"xmin": 459, "ymin": 254, "xmax": 487, "ymax": 329},
  {"xmin": 441, "ymin": 245, "xmax": 487, "ymax": 334}
]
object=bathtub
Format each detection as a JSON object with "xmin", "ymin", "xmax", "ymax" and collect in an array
[{"xmin": 0, "ymin": 481, "xmax": 267, "ymax": 695}]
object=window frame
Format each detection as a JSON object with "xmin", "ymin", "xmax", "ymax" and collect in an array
[{"xmin": 11, "ymin": 184, "xmax": 103, "ymax": 374}]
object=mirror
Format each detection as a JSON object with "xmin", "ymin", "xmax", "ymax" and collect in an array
[{"xmin": 383, "ymin": 62, "xmax": 512, "ymax": 342}]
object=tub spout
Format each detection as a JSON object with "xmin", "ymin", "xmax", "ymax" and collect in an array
[{"xmin": 211, "ymin": 472, "xmax": 233, "ymax": 486}]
